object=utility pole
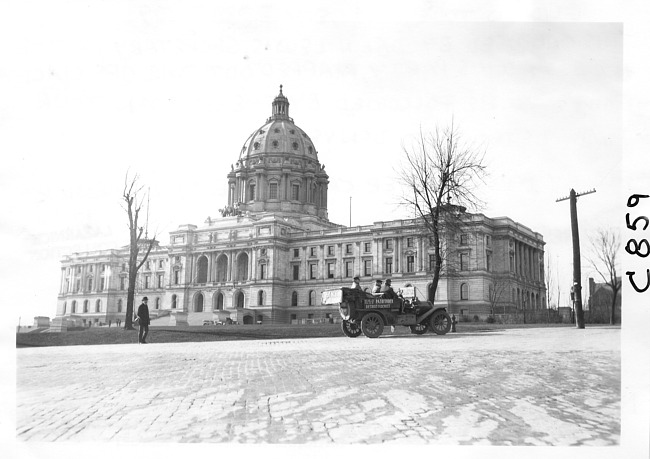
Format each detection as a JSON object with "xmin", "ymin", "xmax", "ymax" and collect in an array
[{"xmin": 556, "ymin": 188, "xmax": 596, "ymax": 329}]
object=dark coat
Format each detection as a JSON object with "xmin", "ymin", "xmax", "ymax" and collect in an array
[
  {"xmin": 137, "ymin": 302, "xmax": 150, "ymax": 326},
  {"xmin": 380, "ymin": 285, "xmax": 397, "ymax": 299}
]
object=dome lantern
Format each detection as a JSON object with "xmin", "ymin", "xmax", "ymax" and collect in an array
[{"xmin": 270, "ymin": 84, "xmax": 291, "ymax": 121}]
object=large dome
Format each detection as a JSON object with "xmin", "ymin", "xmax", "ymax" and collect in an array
[
  {"xmin": 224, "ymin": 86, "xmax": 330, "ymax": 222},
  {"xmin": 238, "ymin": 86, "xmax": 319, "ymax": 162}
]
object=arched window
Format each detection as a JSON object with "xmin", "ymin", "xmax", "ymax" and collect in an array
[
  {"xmin": 195, "ymin": 293, "xmax": 204, "ymax": 312},
  {"xmin": 95, "ymin": 299, "xmax": 101, "ymax": 313},
  {"xmin": 155, "ymin": 297, "xmax": 161, "ymax": 309},
  {"xmin": 258, "ymin": 290, "xmax": 265, "ymax": 306},
  {"xmin": 83, "ymin": 300, "xmax": 89, "ymax": 313},
  {"xmin": 63, "ymin": 302, "xmax": 67, "ymax": 314},
  {"xmin": 291, "ymin": 291, "xmax": 298, "ymax": 306},
  {"xmin": 171, "ymin": 294, "xmax": 177, "ymax": 309},
  {"xmin": 460, "ymin": 283, "xmax": 469, "ymax": 300},
  {"xmin": 72, "ymin": 300, "xmax": 77, "ymax": 313},
  {"xmin": 236, "ymin": 253, "xmax": 249, "ymax": 281},
  {"xmin": 236, "ymin": 291, "xmax": 245, "ymax": 309},
  {"xmin": 197, "ymin": 256, "xmax": 208, "ymax": 283},
  {"xmin": 117, "ymin": 299, "xmax": 122, "ymax": 313},
  {"xmin": 248, "ymin": 182, "xmax": 256, "ymax": 201},
  {"xmin": 216, "ymin": 254, "xmax": 228, "ymax": 282},
  {"xmin": 308, "ymin": 290, "xmax": 315, "ymax": 306},
  {"xmin": 215, "ymin": 292, "xmax": 224, "ymax": 310}
]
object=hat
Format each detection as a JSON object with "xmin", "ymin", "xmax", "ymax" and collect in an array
[
  {"xmin": 142, "ymin": 297, "xmax": 148, "ymax": 301},
  {"xmin": 353, "ymin": 276, "xmax": 360, "ymax": 281},
  {"xmin": 375, "ymin": 279, "xmax": 382, "ymax": 284},
  {"xmin": 385, "ymin": 279, "xmax": 392, "ymax": 285}
]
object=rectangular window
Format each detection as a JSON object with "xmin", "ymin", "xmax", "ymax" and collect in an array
[
  {"xmin": 407, "ymin": 237, "xmax": 414, "ymax": 248},
  {"xmin": 309, "ymin": 263, "xmax": 317, "ymax": 280},
  {"xmin": 407, "ymin": 255, "xmax": 415, "ymax": 273},
  {"xmin": 345, "ymin": 244, "xmax": 352, "ymax": 255},
  {"xmin": 364, "ymin": 242, "xmax": 371, "ymax": 253},
  {"xmin": 310, "ymin": 247, "xmax": 317, "ymax": 257},
  {"xmin": 364, "ymin": 259, "xmax": 372, "ymax": 276},
  {"xmin": 345, "ymin": 261, "xmax": 353, "ymax": 278},
  {"xmin": 293, "ymin": 248, "xmax": 300, "ymax": 258},
  {"xmin": 429, "ymin": 254, "xmax": 436, "ymax": 271},
  {"xmin": 460, "ymin": 234, "xmax": 469, "ymax": 246},
  {"xmin": 327, "ymin": 262, "xmax": 335, "ymax": 279},
  {"xmin": 269, "ymin": 182, "xmax": 278, "ymax": 199},
  {"xmin": 120, "ymin": 277, "xmax": 125, "ymax": 290},
  {"xmin": 486, "ymin": 252, "xmax": 492, "ymax": 272},
  {"xmin": 87, "ymin": 278, "xmax": 92, "ymax": 291},
  {"xmin": 145, "ymin": 261, "xmax": 150, "ymax": 271},
  {"xmin": 101, "ymin": 265, "xmax": 106, "ymax": 272},
  {"xmin": 174, "ymin": 270, "xmax": 180, "ymax": 285},
  {"xmin": 385, "ymin": 257, "xmax": 393, "ymax": 274},
  {"xmin": 292, "ymin": 184, "xmax": 300, "ymax": 201},
  {"xmin": 249, "ymin": 184, "xmax": 256, "ymax": 201},
  {"xmin": 327, "ymin": 245, "xmax": 334, "ymax": 256},
  {"xmin": 293, "ymin": 264, "xmax": 300, "ymax": 280},
  {"xmin": 485, "ymin": 235, "xmax": 492, "ymax": 247},
  {"xmin": 260, "ymin": 264, "xmax": 266, "ymax": 280},
  {"xmin": 100, "ymin": 278, "xmax": 105, "ymax": 291},
  {"xmin": 509, "ymin": 254, "xmax": 515, "ymax": 272},
  {"xmin": 158, "ymin": 274, "xmax": 164, "ymax": 288},
  {"xmin": 385, "ymin": 239, "xmax": 393, "ymax": 250},
  {"xmin": 460, "ymin": 253, "xmax": 469, "ymax": 271},
  {"xmin": 145, "ymin": 275, "xmax": 150, "ymax": 289},
  {"xmin": 159, "ymin": 260, "xmax": 164, "ymax": 269}
]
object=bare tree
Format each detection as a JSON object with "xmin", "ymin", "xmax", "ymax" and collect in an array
[
  {"xmin": 588, "ymin": 228, "xmax": 621, "ymax": 325},
  {"xmin": 545, "ymin": 251, "xmax": 555, "ymax": 309},
  {"xmin": 398, "ymin": 123, "xmax": 487, "ymax": 301},
  {"xmin": 488, "ymin": 274, "xmax": 510, "ymax": 316},
  {"xmin": 122, "ymin": 173, "xmax": 157, "ymax": 330}
]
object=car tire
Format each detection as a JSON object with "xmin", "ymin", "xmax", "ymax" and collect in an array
[
  {"xmin": 341, "ymin": 320, "xmax": 362, "ymax": 338},
  {"xmin": 361, "ymin": 312, "xmax": 384, "ymax": 338},
  {"xmin": 430, "ymin": 310, "xmax": 452, "ymax": 335}
]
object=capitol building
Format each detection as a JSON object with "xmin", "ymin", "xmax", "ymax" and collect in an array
[{"xmin": 55, "ymin": 87, "xmax": 546, "ymax": 327}]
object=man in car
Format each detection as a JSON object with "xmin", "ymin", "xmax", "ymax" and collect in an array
[{"xmin": 350, "ymin": 276, "xmax": 363, "ymax": 291}]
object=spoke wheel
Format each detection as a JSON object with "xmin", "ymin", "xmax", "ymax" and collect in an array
[
  {"xmin": 361, "ymin": 312, "xmax": 384, "ymax": 338},
  {"xmin": 341, "ymin": 320, "xmax": 362, "ymax": 338},
  {"xmin": 410, "ymin": 323, "xmax": 429, "ymax": 335},
  {"xmin": 430, "ymin": 310, "xmax": 452, "ymax": 335}
]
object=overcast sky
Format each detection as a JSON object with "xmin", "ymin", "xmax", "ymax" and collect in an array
[{"xmin": 1, "ymin": 1, "xmax": 645, "ymax": 326}]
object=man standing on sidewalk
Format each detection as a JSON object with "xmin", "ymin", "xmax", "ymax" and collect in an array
[{"xmin": 135, "ymin": 296, "xmax": 150, "ymax": 344}]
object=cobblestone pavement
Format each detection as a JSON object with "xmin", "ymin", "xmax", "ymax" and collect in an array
[{"xmin": 16, "ymin": 327, "xmax": 620, "ymax": 445}]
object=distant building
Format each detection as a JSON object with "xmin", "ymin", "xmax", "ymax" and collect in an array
[
  {"xmin": 55, "ymin": 87, "xmax": 546, "ymax": 326},
  {"xmin": 587, "ymin": 277, "xmax": 622, "ymax": 323}
]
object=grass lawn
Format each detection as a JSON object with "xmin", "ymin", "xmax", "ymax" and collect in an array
[{"xmin": 15, "ymin": 322, "xmax": 581, "ymax": 348}]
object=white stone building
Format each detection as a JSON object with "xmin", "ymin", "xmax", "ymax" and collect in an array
[{"xmin": 55, "ymin": 87, "xmax": 546, "ymax": 326}]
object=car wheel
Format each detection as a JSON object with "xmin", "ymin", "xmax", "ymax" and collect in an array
[
  {"xmin": 361, "ymin": 312, "xmax": 384, "ymax": 338},
  {"xmin": 410, "ymin": 323, "xmax": 429, "ymax": 335},
  {"xmin": 341, "ymin": 320, "xmax": 362, "ymax": 338},
  {"xmin": 430, "ymin": 310, "xmax": 452, "ymax": 335}
]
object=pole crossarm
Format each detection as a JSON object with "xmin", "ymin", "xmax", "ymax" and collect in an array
[{"xmin": 556, "ymin": 188, "xmax": 596, "ymax": 202}]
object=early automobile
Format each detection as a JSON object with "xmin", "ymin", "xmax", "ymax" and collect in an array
[{"xmin": 321, "ymin": 286, "xmax": 452, "ymax": 338}]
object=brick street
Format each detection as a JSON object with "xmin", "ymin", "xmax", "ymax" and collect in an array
[{"xmin": 16, "ymin": 327, "xmax": 620, "ymax": 445}]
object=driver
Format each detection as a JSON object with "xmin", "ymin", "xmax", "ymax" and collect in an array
[
  {"xmin": 350, "ymin": 276, "xmax": 363, "ymax": 291},
  {"xmin": 381, "ymin": 279, "xmax": 405, "ymax": 312}
]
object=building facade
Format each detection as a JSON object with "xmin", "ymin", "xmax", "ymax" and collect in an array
[{"xmin": 55, "ymin": 88, "xmax": 546, "ymax": 326}]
